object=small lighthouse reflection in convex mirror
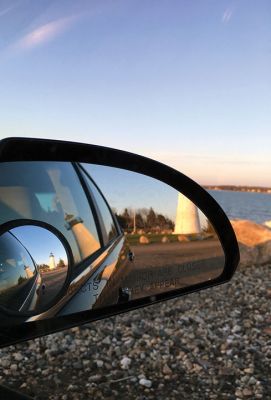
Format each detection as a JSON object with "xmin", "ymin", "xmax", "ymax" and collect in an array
[
  {"xmin": 49, "ymin": 252, "xmax": 56, "ymax": 270},
  {"xmin": 174, "ymin": 193, "xmax": 202, "ymax": 235}
]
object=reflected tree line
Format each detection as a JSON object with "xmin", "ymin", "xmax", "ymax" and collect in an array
[
  {"xmin": 38, "ymin": 258, "xmax": 66, "ymax": 273},
  {"xmin": 114, "ymin": 207, "xmax": 174, "ymax": 233}
]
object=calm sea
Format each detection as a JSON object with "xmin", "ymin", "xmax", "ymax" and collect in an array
[{"xmin": 209, "ymin": 190, "xmax": 271, "ymax": 224}]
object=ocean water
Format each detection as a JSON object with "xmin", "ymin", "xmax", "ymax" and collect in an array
[{"xmin": 209, "ymin": 190, "xmax": 271, "ymax": 225}]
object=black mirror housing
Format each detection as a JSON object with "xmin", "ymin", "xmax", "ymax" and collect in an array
[{"xmin": 0, "ymin": 137, "xmax": 239, "ymax": 348}]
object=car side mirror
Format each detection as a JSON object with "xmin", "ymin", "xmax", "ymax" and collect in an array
[{"xmin": 0, "ymin": 138, "xmax": 239, "ymax": 347}]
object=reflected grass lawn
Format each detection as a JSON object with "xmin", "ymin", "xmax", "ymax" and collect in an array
[{"xmin": 126, "ymin": 233, "xmax": 214, "ymax": 246}]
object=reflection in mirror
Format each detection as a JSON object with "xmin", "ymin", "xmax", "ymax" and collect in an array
[
  {"xmin": 120, "ymin": 196, "xmax": 224, "ymax": 300},
  {"xmin": 0, "ymin": 225, "xmax": 69, "ymax": 313},
  {"xmin": 79, "ymin": 164, "xmax": 225, "ymax": 303},
  {"xmin": 0, "ymin": 161, "xmax": 225, "ymax": 322}
]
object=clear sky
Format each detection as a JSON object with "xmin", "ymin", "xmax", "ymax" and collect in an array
[
  {"xmin": 84, "ymin": 163, "xmax": 180, "ymax": 220},
  {"xmin": 11, "ymin": 225, "xmax": 68, "ymax": 266},
  {"xmin": 83, "ymin": 163, "xmax": 208, "ymax": 227},
  {"xmin": 0, "ymin": 1, "xmax": 270, "ymax": 186}
]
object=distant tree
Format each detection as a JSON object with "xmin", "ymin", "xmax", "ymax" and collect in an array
[
  {"xmin": 57, "ymin": 258, "xmax": 66, "ymax": 268},
  {"xmin": 38, "ymin": 264, "xmax": 50, "ymax": 272},
  {"xmin": 146, "ymin": 208, "xmax": 157, "ymax": 229},
  {"xmin": 165, "ymin": 217, "xmax": 174, "ymax": 230},
  {"xmin": 18, "ymin": 276, "xmax": 27, "ymax": 285},
  {"xmin": 115, "ymin": 213, "xmax": 127, "ymax": 229},
  {"xmin": 138, "ymin": 208, "xmax": 149, "ymax": 223},
  {"xmin": 157, "ymin": 213, "xmax": 166, "ymax": 227},
  {"xmin": 135, "ymin": 213, "xmax": 144, "ymax": 229},
  {"xmin": 123, "ymin": 208, "xmax": 132, "ymax": 229},
  {"xmin": 116, "ymin": 206, "xmax": 174, "ymax": 232}
]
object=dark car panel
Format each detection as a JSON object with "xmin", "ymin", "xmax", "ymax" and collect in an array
[
  {"xmin": 58, "ymin": 236, "xmax": 130, "ymax": 316},
  {"xmin": 79, "ymin": 165, "xmax": 120, "ymax": 242},
  {"xmin": 0, "ymin": 231, "xmax": 40, "ymax": 312}
]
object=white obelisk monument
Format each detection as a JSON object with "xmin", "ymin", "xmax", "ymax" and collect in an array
[{"xmin": 174, "ymin": 193, "xmax": 201, "ymax": 234}]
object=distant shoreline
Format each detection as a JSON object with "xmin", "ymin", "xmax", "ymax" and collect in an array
[{"xmin": 204, "ymin": 186, "xmax": 271, "ymax": 194}]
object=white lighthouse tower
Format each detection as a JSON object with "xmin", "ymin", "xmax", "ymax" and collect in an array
[
  {"xmin": 174, "ymin": 193, "xmax": 201, "ymax": 234},
  {"xmin": 49, "ymin": 252, "xmax": 56, "ymax": 270}
]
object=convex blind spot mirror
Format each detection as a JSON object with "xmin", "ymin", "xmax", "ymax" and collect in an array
[
  {"xmin": 0, "ymin": 138, "xmax": 239, "ymax": 348},
  {"xmin": 0, "ymin": 222, "xmax": 71, "ymax": 316}
]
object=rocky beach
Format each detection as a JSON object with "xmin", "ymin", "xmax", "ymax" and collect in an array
[{"xmin": 0, "ymin": 220, "xmax": 271, "ymax": 399}]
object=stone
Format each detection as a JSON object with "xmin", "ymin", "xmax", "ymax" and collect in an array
[
  {"xmin": 243, "ymin": 388, "xmax": 253, "ymax": 397},
  {"xmin": 244, "ymin": 367, "xmax": 254, "ymax": 374},
  {"xmin": 231, "ymin": 220, "xmax": 271, "ymax": 247},
  {"xmin": 139, "ymin": 378, "xmax": 152, "ymax": 388},
  {"xmin": 139, "ymin": 235, "xmax": 150, "ymax": 244},
  {"xmin": 263, "ymin": 220, "xmax": 271, "ymax": 229},
  {"xmin": 14, "ymin": 353, "xmax": 24, "ymax": 362},
  {"xmin": 73, "ymin": 361, "xmax": 82, "ymax": 369},
  {"xmin": 88, "ymin": 375, "xmax": 102, "ymax": 383},
  {"xmin": 248, "ymin": 377, "xmax": 257, "ymax": 385},
  {"xmin": 120, "ymin": 356, "xmax": 131, "ymax": 369},
  {"xmin": 238, "ymin": 243, "xmax": 259, "ymax": 267},
  {"xmin": 96, "ymin": 360, "xmax": 103, "ymax": 368},
  {"xmin": 263, "ymin": 327, "xmax": 271, "ymax": 335},
  {"xmin": 102, "ymin": 336, "xmax": 111, "ymax": 345},
  {"xmin": 19, "ymin": 383, "xmax": 27, "ymax": 389},
  {"xmin": 232, "ymin": 325, "xmax": 242, "ymax": 333},
  {"xmin": 178, "ymin": 234, "xmax": 190, "ymax": 242},
  {"xmin": 229, "ymin": 220, "xmax": 271, "ymax": 266},
  {"xmin": 162, "ymin": 364, "xmax": 172, "ymax": 375},
  {"xmin": 257, "ymin": 241, "xmax": 271, "ymax": 264},
  {"xmin": 235, "ymin": 389, "xmax": 243, "ymax": 397}
]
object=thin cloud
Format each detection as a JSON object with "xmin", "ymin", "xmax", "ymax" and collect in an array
[
  {"xmin": 11, "ymin": 15, "xmax": 78, "ymax": 53},
  {"xmin": 0, "ymin": 5, "xmax": 16, "ymax": 17},
  {"xmin": 222, "ymin": 8, "xmax": 233, "ymax": 24}
]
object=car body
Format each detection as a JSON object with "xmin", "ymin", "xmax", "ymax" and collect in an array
[{"xmin": 0, "ymin": 230, "xmax": 41, "ymax": 313}]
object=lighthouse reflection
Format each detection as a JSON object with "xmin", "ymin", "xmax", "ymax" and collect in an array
[
  {"xmin": 84, "ymin": 164, "xmax": 225, "ymax": 301},
  {"xmin": 174, "ymin": 193, "xmax": 202, "ymax": 234},
  {"xmin": 0, "ymin": 225, "xmax": 69, "ymax": 313},
  {"xmin": 122, "ymin": 198, "xmax": 225, "ymax": 300}
]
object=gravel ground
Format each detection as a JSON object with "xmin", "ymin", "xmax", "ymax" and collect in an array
[{"xmin": 0, "ymin": 264, "xmax": 271, "ymax": 400}]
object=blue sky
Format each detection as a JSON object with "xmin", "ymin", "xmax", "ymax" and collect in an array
[
  {"xmin": 83, "ymin": 163, "xmax": 208, "ymax": 227},
  {"xmin": 12, "ymin": 225, "xmax": 67, "ymax": 266},
  {"xmin": 84, "ymin": 163, "xmax": 180, "ymax": 220},
  {"xmin": 0, "ymin": 1, "xmax": 270, "ymax": 185}
]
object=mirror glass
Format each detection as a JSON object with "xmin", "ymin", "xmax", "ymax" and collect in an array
[
  {"xmin": 81, "ymin": 164, "xmax": 225, "ymax": 302},
  {"xmin": 0, "ymin": 161, "xmax": 225, "ymax": 322},
  {"xmin": 0, "ymin": 225, "xmax": 69, "ymax": 313}
]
